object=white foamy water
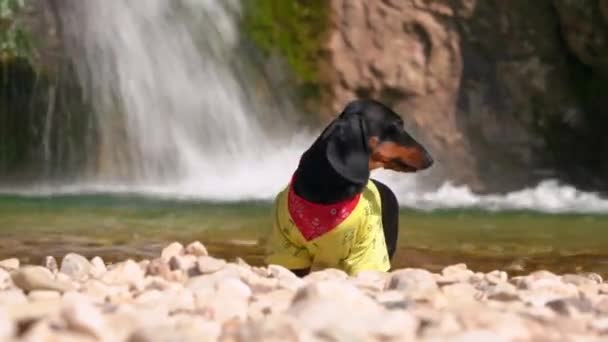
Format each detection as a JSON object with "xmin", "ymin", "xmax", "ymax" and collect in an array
[
  {"xmin": 3, "ymin": 137, "xmax": 608, "ymax": 214},
  {"xmin": 9, "ymin": 0, "xmax": 604, "ymax": 215}
]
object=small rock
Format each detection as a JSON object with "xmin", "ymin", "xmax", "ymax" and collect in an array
[
  {"xmin": 60, "ymin": 253, "xmax": 92, "ymax": 280},
  {"xmin": 303, "ymin": 268, "xmax": 348, "ymax": 282},
  {"xmin": 0, "ymin": 309, "xmax": 14, "ymax": 340},
  {"xmin": 196, "ymin": 278, "xmax": 251, "ymax": 322},
  {"xmin": 248, "ymin": 289, "xmax": 294, "ymax": 320},
  {"xmin": 439, "ymin": 263, "xmax": 474, "ymax": 284},
  {"xmin": 61, "ymin": 292, "xmax": 107, "ymax": 340},
  {"xmin": 6, "ymin": 299, "xmax": 62, "ymax": 322},
  {"xmin": 442, "ymin": 282, "xmax": 480, "ymax": 303},
  {"xmin": 11, "ymin": 266, "xmax": 74, "ymax": 292},
  {"xmin": 44, "ymin": 256, "xmax": 58, "ymax": 273},
  {"xmin": 590, "ymin": 317, "xmax": 608, "ymax": 334},
  {"xmin": 169, "ymin": 255, "xmax": 198, "ymax": 276},
  {"xmin": 486, "ymin": 282, "xmax": 519, "ymax": 302},
  {"xmin": 0, "ymin": 289, "xmax": 27, "ymax": 305},
  {"xmin": 28, "ymin": 290, "xmax": 61, "ymax": 301},
  {"xmin": 90, "ymin": 256, "xmax": 107, "ymax": 278},
  {"xmin": 352, "ymin": 270, "xmax": 387, "ymax": 292},
  {"xmin": 385, "ymin": 268, "xmax": 438, "ymax": 300},
  {"xmin": 146, "ymin": 259, "xmax": 171, "ymax": 277},
  {"xmin": 376, "ymin": 290, "xmax": 412, "ymax": 310},
  {"xmin": 217, "ymin": 277, "xmax": 253, "ymax": 300},
  {"xmin": 0, "ymin": 268, "xmax": 12, "ymax": 290},
  {"xmin": 197, "ymin": 256, "xmax": 227, "ymax": 274},
  {"xmin": 485, "ymin": 270, "xmax": 508, "ymax": 284},
  {"xmin": 0, "ymin": 258, "xmax": 19, "ymax": 271},
  {"xmin": 161, "ymin": 242, "xmax": 184, "ymax": 262},
  {"xmin": 185, "ymin": 241, "xmax": 208, "ymax": 256},
  {"xmin": 582, "ymin": 272, "xmax": 603, "ymax": 284},
  {"xmin": 545, "ymin": 297, "xmax": 594, "ymax": 315},
  {"xmin": 102, "ymin": 259, "xmax": 145, "ymax": 288},
  {"xmin": 562, "ymin": 274, "xmax": 599, "ymax": 287}
]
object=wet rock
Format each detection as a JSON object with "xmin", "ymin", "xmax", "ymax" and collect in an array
[
  {"xmin": 185, "ymin": 241, "xmax": 208, "ymax": 257},
  {"xmin": 0, "ymin": 258, "xmax": 19, "ymax": 271},
  {"xmin": 161, "ymin": 242, "xmax": 184, "ymax": 262},
  {"xmin": 60, "ymin": 253, "xmax": 92, "ymax": 281},
  {"xmin": 44, "ymin": 255, "xmax": 58, "ymax": 273},
  {"xmin": 11, "ymin": 266, "xmax": 74, "ymax": 292}
]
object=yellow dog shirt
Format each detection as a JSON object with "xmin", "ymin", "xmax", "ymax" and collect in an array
[{"xmin": 265, "ymin": 179, "xmax": 391, "ymax": 276}]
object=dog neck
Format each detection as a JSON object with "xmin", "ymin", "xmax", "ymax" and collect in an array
[{"xmin": 291, "ymin": 144, "xmax": 368, "ymax": 204}]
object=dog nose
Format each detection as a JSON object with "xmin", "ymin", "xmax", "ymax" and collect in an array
[{"xmin": 423, "ymin": 150, "xmax": 434, "ymax": 168}]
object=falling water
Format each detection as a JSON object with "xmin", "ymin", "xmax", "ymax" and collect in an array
[{"xmin": 53, "ymin": 0, "xmax": 312, "ymax": 197}]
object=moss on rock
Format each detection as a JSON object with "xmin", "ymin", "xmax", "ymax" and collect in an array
[{"xmin": 240, "ymin": 0, "xmax": 329, "ymax": 87}]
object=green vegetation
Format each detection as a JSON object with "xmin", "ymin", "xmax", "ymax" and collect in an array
[
  {"xmin": 241, "ymin": 0, "xmax": 329, "ymax": 89},
  {"xmin": 0, "ymin": 0, "xmax": 32, "ymax": 61}
]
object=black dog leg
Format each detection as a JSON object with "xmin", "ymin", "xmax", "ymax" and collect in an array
[{"xmin": 371, "ymin": 179, "xmax": 399, "ymax": 260}]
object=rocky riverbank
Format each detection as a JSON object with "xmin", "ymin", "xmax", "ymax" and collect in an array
[{"xmin": 0, "ymin": 241, "xmax": 607, "ymax": 341}]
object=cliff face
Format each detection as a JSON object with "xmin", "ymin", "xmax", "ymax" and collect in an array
[{"xmin": 321, "ymin": 0, "xmax": 608, "ymax": 193}]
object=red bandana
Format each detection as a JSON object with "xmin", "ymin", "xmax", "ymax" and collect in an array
[{"xmin": 287, "ymin": 176, "xmax": 361, "ymax": 241}]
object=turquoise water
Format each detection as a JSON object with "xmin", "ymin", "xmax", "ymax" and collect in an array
[{"xmin": 1, "ymin": 194, "xmax": 608, "ymax": 276}]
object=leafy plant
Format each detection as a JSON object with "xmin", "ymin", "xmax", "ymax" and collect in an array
[{"xmin": 0, "ymin": 0, "xmax": 32, "ymax": 60}]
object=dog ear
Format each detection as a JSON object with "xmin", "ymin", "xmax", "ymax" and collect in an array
[{"xmin": 325, "ymin": 113, "xmax": 371, "ymax": 184}]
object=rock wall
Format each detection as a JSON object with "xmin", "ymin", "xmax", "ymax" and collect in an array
[{"xmin": 322, "ymin": 0, "xmax": 608, "ymax": 193}]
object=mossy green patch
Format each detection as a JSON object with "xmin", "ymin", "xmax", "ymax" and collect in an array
[
  {"xmin": 241, "ymin": 0, "xmax": 329, "ymax": 86},
  {"xmin": 0, "ymin": 0, "xmax": 33, "ymax": 61}
]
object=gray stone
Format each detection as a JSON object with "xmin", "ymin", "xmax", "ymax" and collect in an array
[{"xmin": 60, "ymin": 253, "xmax": 92, "ymax": 280}]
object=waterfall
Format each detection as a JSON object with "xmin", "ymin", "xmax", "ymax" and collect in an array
[{"xmin": 54, "ymin": 0, "xmax": 313, "ymax": 199}]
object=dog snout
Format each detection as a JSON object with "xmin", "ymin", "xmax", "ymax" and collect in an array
[{"xmin": 422, "ymin": 149, "xmax": 434, "ymax": 169}]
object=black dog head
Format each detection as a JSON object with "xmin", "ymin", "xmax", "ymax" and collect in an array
[{"xmin": 322, "ymin": 99, "xmax": 434, "ymax": 183}]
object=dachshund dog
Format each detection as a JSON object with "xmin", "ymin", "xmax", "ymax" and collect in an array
[{"xmin": 265, "ymin": 99, "xmax": 433, "ymax": 277}]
